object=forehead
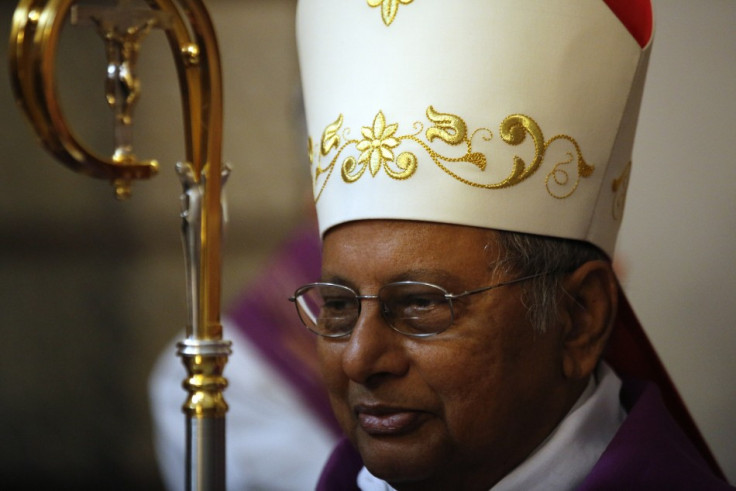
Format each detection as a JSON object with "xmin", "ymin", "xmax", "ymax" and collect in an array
[{"xmin": 321, "ymin": 220, "xmax": 498, "ymax": 284}]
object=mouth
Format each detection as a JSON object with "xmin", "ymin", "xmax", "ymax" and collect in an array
[{"xmin": 354, "ymin": 404, "xmax": 428, "ymax": 436}]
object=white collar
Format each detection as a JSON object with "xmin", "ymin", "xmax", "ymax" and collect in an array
[{"xmin": 357, "ymin": 363, "xmax": 625, "ymax": 491}]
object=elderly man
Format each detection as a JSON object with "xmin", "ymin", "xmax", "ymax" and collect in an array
[{"xmin": 293, "ymin": 0, "xmax": 732, "ymax": 489}]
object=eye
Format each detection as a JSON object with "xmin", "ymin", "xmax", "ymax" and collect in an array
[
  {"xmin": 378, "ymin": 283, "xmax": 451, "ymax": 336},
  {"xmin": 381, "ymin": 283, "xmax": 447, "ymax": 317},
  {"xmin": 399, "ymin": 293, "xmax": 444, "ymax": 312},
  {"xmin": 321, "ymin": 295, "xmax": 355, "ymax": 315},
  {"xmin": 313, "ymin": 286, "xmax": 358, "ymax": 336}
]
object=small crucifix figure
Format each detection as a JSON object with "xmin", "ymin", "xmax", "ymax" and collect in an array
[{"xmin": 72, "ymin": 0, "xmax": 172, "ymax": 163}]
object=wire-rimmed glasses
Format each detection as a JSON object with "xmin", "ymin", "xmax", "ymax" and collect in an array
[{"xmin": 289, "ymin": 272, "xmax": 549, "ymax": 338}]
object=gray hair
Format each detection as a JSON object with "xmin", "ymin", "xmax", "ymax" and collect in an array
[{"xmin": 489, "ymin": 231, "xmax": 609, "ymax": 333}]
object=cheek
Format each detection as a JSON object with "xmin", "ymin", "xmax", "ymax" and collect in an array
[
  {"xmin": 316, "ymin": 341, "xmax": 353, "ymax": 426},
  {"xmin": 423, "ymin": 310, "xmax": 540, "ymax": 436},
  {"xmin": 316, "ymin": 339, "xmax": 340, "ymax": 380},
  {"xmin": 429, "ymin": 346, "xmax": 501, "ymax": 418}
]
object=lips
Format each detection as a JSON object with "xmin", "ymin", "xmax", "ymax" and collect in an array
[{"xmin": 355, "ymin": 404, "xmax": 428, "ymax": 436}]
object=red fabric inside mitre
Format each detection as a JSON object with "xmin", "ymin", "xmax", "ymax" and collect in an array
[{"xmin": 603, "ymin": 0, "xmax": 653, "ymax": 47}]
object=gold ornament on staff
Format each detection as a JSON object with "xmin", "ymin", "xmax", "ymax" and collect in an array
[{"xmin": 9, "ymin": 0, "xmax": 232, "ymax": 489}]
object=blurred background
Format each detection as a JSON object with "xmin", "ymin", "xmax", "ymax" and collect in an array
[{"xmin": 0, "ymin": 0, "xmax": 733, "ymax": 488}]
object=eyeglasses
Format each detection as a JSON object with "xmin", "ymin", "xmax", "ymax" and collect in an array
[{"xmin": 289, "ymin": 272, "xmax": 550, "ymax": 338}]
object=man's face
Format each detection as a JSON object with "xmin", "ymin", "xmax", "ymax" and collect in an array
[{"xmin": 319, "ymin": 220, "xmax": 577, "ymax": 489}]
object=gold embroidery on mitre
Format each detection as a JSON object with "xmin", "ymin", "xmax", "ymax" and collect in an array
[
  {"xmin": 321, "ymin": 114, "xmax": 343, "ymax": 156},
  {"xmin": 611, "ymin": 161, "xmax": 632, "ymax": 220},
  {"xmin": 544, "ymin": 134, "xmax": 595, "ymax": 199},
  {"xmin": 307, "ymin": 137, "xmax": 314, "ymax": 164},
  {"xmin": 310, "ymin": 107, "xmax": 594, "ymax": 202},
  {"xmin": 367, "ymin": 0, "xmax": 414, "ymax": 26}
]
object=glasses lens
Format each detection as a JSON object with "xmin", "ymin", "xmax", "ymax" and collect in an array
[
  {"xmin": 379, "ymin": 282, "xmax": 452, "ymax": 336},
  {"xmin": 295, "ymin": 284, "xmax": 359, "ymax": 337}
]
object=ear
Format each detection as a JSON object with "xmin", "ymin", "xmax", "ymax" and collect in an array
[{"xmin": 559, "ymin": 260, "xmax": 618, "ymax": 380}]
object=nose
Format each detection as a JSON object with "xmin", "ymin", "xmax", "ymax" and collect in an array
[{"xmin": 341, "ymin": 298, "xmax": 409, "ymax": 386}]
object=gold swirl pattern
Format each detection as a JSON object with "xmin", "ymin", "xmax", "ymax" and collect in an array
[
  {"xmin": 367, "ymin": 0, "xmax": 414, "ymax": 26},
  {"xmin": 543, "ymin": 135, "xmax": 595, "ymax": 199},
  {"xmin": 310, "ymin": 107, "xmax": 594, "ymax": 202}
]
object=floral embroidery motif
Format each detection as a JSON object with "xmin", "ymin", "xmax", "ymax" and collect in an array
[
  {"xmin": 356, "ymin": 111, "xmax": 400, "ymax": 177},
  {"xmin": 367, "ymin": 0, "xmax": 414, "ymax": 26},
  {"xmin": 309, "ymin": 107, "xmax": 594, "ymax": 202}
]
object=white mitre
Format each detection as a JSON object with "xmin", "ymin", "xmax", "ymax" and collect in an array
[
  {"xmin": 296, "ymin": 3, "xmax": 725, "ymax": 480},
  {"xmin": 297, "ymin": 0, "xmax": 653, "ymax": 257}
]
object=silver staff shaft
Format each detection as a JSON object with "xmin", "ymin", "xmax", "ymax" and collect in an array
[
  {"xmin": 180, "ymin": 338, "xmax": 231, "ymax": 490},
  {"xmin": 177, "ymin": 159, "xmax": 232, "ymax": 490},
  {"xmin": 188, "ymin": 416, "xmax": 226, "ymax": 489}
]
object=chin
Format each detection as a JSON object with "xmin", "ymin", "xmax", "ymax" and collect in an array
[{"xmin": 355, "ymin": 433, "xmax": 449, "ymax": 487}]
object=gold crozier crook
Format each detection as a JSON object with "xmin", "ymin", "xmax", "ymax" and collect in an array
[{"xmin": 9, "ymin": 0, "xmax": 231, "ymax": 489}]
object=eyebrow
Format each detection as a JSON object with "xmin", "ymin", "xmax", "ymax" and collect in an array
[
  {"xmin": 320, "ymin": 268, "xmax": 463, "ymax": 291},
  {"xmin": 318, "ymin": 274, "xmax": 356, "ymax": 290}
]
